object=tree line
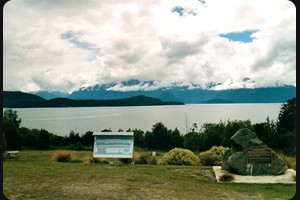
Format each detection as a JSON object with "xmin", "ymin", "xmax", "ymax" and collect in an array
[{"xmin": 2, "ymin": 98, "xmax": 296, "ymax": 156}]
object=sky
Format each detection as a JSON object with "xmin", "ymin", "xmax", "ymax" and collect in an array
[{"xmin": 3, "ymin": 0, "xmax": 296, "ymax": 93}]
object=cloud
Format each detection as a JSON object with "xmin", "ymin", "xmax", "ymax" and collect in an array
[{"xmin": 3, "ymin": 0, "xmax": 296, "ymax": 93}]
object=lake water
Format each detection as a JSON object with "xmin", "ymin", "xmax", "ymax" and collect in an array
[{"xmin": 7, "ymin": 104, "xmax": 282, "ymax": 136}]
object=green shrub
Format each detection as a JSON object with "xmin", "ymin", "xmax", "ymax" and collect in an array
[
  {"xmin": 53, "ymin": 151, "xmax": 72, "ymax": 162},
  {"xmin": 67, "ymin": 142, "xmax": 84, "ymax": 150},
  {"xmin": 199, "ymin": 146, "xmax": 229, "ymax": 166},
  {"xmin": 160, "ymin": 148, "xmax": 200, "ymax": 166},
  {"xmin": 69, "ymin": 158, "xmax": 83, "ymax": 163}
]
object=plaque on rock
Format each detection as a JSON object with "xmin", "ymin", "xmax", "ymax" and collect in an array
[{"xmin": 247, "ymin": 148, "xmax": 272, "ymax": 164}]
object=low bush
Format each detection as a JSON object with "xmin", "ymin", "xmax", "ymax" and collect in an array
[
  {"xmin": 160, "ymin": 148, "xmax": 200, "ymax": 166},
  {"xmin": 94, "ymin": 158, "xmax": 110, "ymax": 164},
  {"xmin": 84, "ymin": 155, "xmax": 109, "ymax": 164},
  {"xmin": 134, "ymin": 153, "xmax": 158, "ymax": 165},
  {"xmin": 69, "ymin": 158, "xmax": 83, "ymax": 163},
  {"xmin": 84, "ymin": 155, "xmax": 94, "ymax": 163},
  {"xmin": 66, "ymin": 142, "xmax": 85, "ymax": 151},
  {"xmin": 53, "ymin": 151, "xmax": 72, "ymax": 162},
  {"xmin": 291, "ymin": 173, "xmax": 296, "ymax": 182},
  {"xmin": 119, "ymin": 158, "xmax": 133, "ymax": 164},
  {"xmin": 199, "ymin": 146, "xmax": 229, "ymax": 166},
  {"xmin": 277, "ymin": 152, "xmax": 296, "ymax": 170},
  {"xmin": 145, "ymin": 155, "xmax": 157, "ymax": 165}
]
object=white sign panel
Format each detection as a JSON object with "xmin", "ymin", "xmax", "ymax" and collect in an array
[{"xmin": 93, "ymin": 132, "xmax": 134, "ymax": 158}]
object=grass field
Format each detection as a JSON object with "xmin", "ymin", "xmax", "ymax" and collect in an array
[{"xmin": 3, "ymin": 150, "xmax": 296, "ymax": 200}]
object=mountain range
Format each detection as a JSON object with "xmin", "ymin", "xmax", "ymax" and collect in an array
[{"xmin": 32, "ymin": 80, "xmax": 296, "ymax": 104}]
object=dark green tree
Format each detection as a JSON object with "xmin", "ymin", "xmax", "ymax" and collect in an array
[
  {"xmin": 183, "ymin": 131, "xmax": 203, "ymax": 152},
  {"xmin": 151, "ymin": 122, "xmax": 171, "ymax": 150},
  {"xmin": 222, "ymin": 120, "xmax": 253, "ymax": 146},
  {"xmin": 101, "ymin": 128, "xmax": 112, "ymax": 132},
  {"xmin": 276, "ymin": 97, "xmax": 296, "ymax": 133},
  {"xmin": 170, "ymin": 128, "xmax": 183, "ymax": 148},
  {"xmin": 274, "ymin": 97, "xmax": 296, "ymax": 155},
  {"xmin": 36, "ymin": 129, "xmax": 51, "ymax": 150},
  {"xmin": 3, "ymin": 120, "xmax": 23, "ymax": 150},
  {"xmin": 81, "ymin": 131, "xmax": 94, "ymax": 146},
  {"xmin": 133, "ymin": 129, "xmax": 145, "ymax": 148},
  {"xmin": 253, "ymin": 117, "xmax": 276, "ymax": 148},
  {"xmin": 145, "ymin": 131, "xmax": 154, "ymax": 149},
  {"xmin": 49, "ymin": 134, "xmax": 65, "ymax": 147},
  {"xmin": 3, "ymin": 109, "xmax": 23, "ymax": 150},
  {"xmin": 201, "ymin": 123, "xmax": 224, "ymax": 150},
  {"xmin": 3, "ymin": 133, "xmax": 7, "ymax": 153},
  {"xmin": 68, "ymin": 131, "xmax": 81, "ymax": 144},
  {"xmin": 19, "ymin": 127, "xmax": 38, "ymax": 149},
  {"xmin": 3, "ymin": 108, "xmax": 21, "ymax": 128}
]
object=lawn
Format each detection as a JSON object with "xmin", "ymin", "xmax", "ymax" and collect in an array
[{"xmin": 3, "ymin": 150, "xmax": 296, "ymax": 200}]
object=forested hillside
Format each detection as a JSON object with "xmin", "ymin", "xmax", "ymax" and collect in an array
[{"xmin": 3, "ymin": 91, "xmax": 183, "ymax": 108}]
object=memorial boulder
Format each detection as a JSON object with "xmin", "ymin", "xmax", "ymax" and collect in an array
[{"xmin": 221, "ymin": 128, "xmax": 288, "ymax": 176}]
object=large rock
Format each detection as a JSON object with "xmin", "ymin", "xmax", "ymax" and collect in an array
[{"xmin": 221, "ymin": 128, "xmax": 288, "ymax": 176}]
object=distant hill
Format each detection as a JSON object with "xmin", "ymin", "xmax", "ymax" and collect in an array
[
  {"xmin": 32, "ymin": 91, "xmax": 69, "ymax": 100},
  {"xmin": 3, "ymin": 91, "xmax": 184, "ymax": 108},
  {"xmin": 200, "ymin": 98, "xmax": 234, "ymax": 104},
  {"xmin": 3, "ymin": 91, "xmax": 46, "ymax": 108}
]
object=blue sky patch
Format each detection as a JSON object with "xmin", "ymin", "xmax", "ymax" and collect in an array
[
  {"xmin": 219, "ymin": 30, "xmax": 258, "ymax": 43},
  {"xmin": 61, "ymin": 31, "xmax": 99, "ymax": 50},
  {"xmin": 172, "ymin": 6, "xmax": 197, "ymax": 16},
  {"xmin": 61, "ymin": 31, "xmax": 100, "ymax": 60},
  {"xmin": 172, "ymin": 6, "xmax": 185, "ymax": 16}
]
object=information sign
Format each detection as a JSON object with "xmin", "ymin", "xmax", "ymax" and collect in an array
[
  {"xmin": 247, "ymin": 148, "xmax": 272, "ymax": 164},
  {"xmin": 93, "ymin": 132, "xmax": 134, "ymax": 158}
]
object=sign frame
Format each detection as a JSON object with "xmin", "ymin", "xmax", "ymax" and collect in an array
[
  {"xmin": 92, "ymin": 132, "xmax": 134, "ymax": 158},
  {"xmin": 246, "ymin": 148, "xmax": 272, "ymax": 164}
]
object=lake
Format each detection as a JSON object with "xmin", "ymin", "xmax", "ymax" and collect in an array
[{"xmin": 7, "ymin": 103, "xmax": 282, "ymax": 136}]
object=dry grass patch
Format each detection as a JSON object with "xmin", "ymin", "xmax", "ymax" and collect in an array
[
  {"xmin": 277, "ymin": 153, "xmax": 296, "ymax": 170},
  {"xmin": 52, "ymin": 151, "xmax": 72, "ymax": 162},
  {"xmin": 133, "ymin": 151, "xmax": 141, "ymax": 163},
  {"xmin": 218, "ymin": 173, "xmax": 235, "ymax": 182},
  {"xmin": 292, "ymin": 173, "xmax": 296, "ymax": 182}
]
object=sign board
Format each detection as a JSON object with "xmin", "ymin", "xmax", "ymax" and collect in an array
[
  {"xmin": 93, "ymin": 132, "xmax": 134, "ymax": 158},
  {"xmin": 247, "ymin": 148, "xmax": 272, "ymax": 164}
]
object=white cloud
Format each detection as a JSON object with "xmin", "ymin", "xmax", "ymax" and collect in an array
[{"xmin": 3, "ymin": 0, "xmax": 296, "ymax": 93}]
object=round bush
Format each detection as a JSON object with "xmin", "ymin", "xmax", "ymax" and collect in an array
[
  {"xmin": 199, "ymin": 146, "xmax": 229, "ymax": 166},
  {"xmin": 161, "ymin": 148, "xmax": 200, "ymax": 166}
]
